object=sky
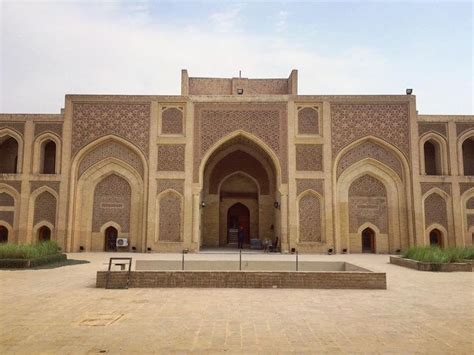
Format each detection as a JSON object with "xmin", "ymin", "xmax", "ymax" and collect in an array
[{"xmin": 0, "ymin": 0, "xmax": 472, "ymax": 114}]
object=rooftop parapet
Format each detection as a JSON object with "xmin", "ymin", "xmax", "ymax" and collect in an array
[{"xmin": 181, "ymin": 69, "xmax": 298, "ymax": 96}]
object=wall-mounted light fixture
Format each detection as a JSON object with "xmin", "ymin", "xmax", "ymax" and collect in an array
[
  {"xmin": 342, "ymin": 248, "xmax": 347, "ymax": 254},
  {"xmin": 132, "ymin": 246, "xmax": 137, "ymax": 252},
  {"xmin": 274, "ymin": 201, "xmax": 280, "ymax": 209},
  {"xmin": 200, "ymin": 201, "xmax": 206, "ymax": 208},
  {"xmin": 406, "ymin": 88, "xmax": 413, "ymax": 95},
  {"xmin": 327, "ymin": 248, "xmax": 333, "ymax": 255},
  {"xmin": 237, "ymin": 88, "xmax": 244, "ymax": 95},
  {"xmin": 79, "ymin": 246, "xmax": 84, "ymax": 252},
  {"xmin": 147, "ymin": 247, "xmax": 152, "ymax": 252}
]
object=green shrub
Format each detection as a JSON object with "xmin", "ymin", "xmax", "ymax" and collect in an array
[
  {"xmin": 402, "ymin": 246, "xmax": 474, "ymax": 263},
  {"xmin": 0, "ymin": 241, "xmax": 61, "ymax": 259}
]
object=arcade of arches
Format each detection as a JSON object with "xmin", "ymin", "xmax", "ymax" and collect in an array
[{"xmin": 0, "ymin": 70, "xmax": 473, "ymax": 253}]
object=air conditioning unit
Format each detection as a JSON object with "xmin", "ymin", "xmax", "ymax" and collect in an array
[{"xmin": 116, "ymin": 238, "xmax": 128, "ymax": 247}]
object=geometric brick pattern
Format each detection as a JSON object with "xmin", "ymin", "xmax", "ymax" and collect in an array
[
  {"xmin": 331, "ymin": 103, "xmax": 410, "ymax": 159},
  {"xmin": 0, "ymin": 192, "xmax": 14, "ymax": 206},
  {"xmin": 420, "ymin": 182, "xmax": 451, "ymax": 196},
  {"xmin": 349, "ymin": 175, "xmax": 388, "ymax": 233},
  {"xmin": 34, "ymin": 123, "xmax": 63, "ymax": 137},
  {"xmin": 424, "ymin": 192, "xmax": 447, "ymax": 229},
  {"xmin": 157, "ymin": 145, "xmax": 185, "ymax": 171},
  {"xmin": 466, "ymin": 197, "xmax": 474, "ymax": 209},
  {"xmin": 157, "ymin": 179, "xmax": 184, "ymax": 195},
  {"xmin": 297, "ymin": 107, "xmax": 319, "ymax": 135},
  {"xmin": 0, "ymin": 181, "xmax": 21, "ymax": 192},
  {"xmin": 0, "ymin": 122, "xmax": 25, "ymax": 135},
  {"xmin": 92, "ymin": 174, "xmax": 131, "ymax": 233},
  {"xmin": 33, "ymin": 191, "xmax": 57, "ymax": 226},
  {"xmin": 295, "ymin": 145, "xmax": 323, "ymax": 171},
  {"xmin": 78, "ymin": 141, "xmax": 144, "ymax": 178},
  {"xmin": 72, "ymin": 103, "xmax": 150, "ymax": 157},
  {"xmin": 456, "ymin": 122, "xmax": 474, "ymax": 136},
  {"xmin": 296, "ymin": 179, "xmax": 324, "ymax": 196},
  {"xmin": 460, "ymin": 183, "xmax": 474, "ymax": 195},
  {"xmin": 158, "ymin": 191, "xmax": 182, "ymax": 242},
  {"xmin": 194, "ymin": 102, "xmax": 288, "ymax": 183},
  {"xmin": 298, "ymin": 193, "xmax": 321, "ymax": 242},
  {"xmin": 161, "ymin": 107, "xmax": 184, "ymax": 135},
  {"xmin": 0, "ymin": 211, "xmax": 14, "ymax": 226},
  {"xmin": 337, "ymin": 140, "xmax": 403, "ymax": 179},
  {"xmin": 30, "ymin": 181, "xmax": 60, "ymax": 194},
  {"xmin": 418, "ymin": 122, "xmax": 447, "ymax": 137}
]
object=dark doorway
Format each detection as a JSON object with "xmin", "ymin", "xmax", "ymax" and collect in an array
[
  {"xmin": 0, "ymin": 136, "xmax": 19, "ymax": 173},
  {"xmin": 424, "ymin": 141, "xmax": 439, "ymax": 175},
  {"xmin": 429, "ymin": 229, "xmax": 443, "ymax": 248},
  {"xmin": 361, "ymin": 227, "xmax": 376, "ymax": 253},
  {"xmin": 227, "ymin": 203, "xmax": 250, "ymax": 246},
  {"xmin": 38, "ymin": 226, "xmax": 51, "ymax": 242},
  {"xmin": 0, "ymin": 226, "xmax": 8, "ymax": 243},
  {"xmin": 42, "ymin": 140, "xmax": 56, "ymax": 174},
  {"xmin": 462, "ymin": 137, "xmax": 474, "ymax": 175},
  {"xmin": 105, "ymin": 226, "xmax": 118, "ymax": 251}
]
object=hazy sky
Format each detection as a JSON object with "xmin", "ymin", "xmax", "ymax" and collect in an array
[{"xmin": 1, "ymin": 0, "xmax": 472, "ymax": 114}]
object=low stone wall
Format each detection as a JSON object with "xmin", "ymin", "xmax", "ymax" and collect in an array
[
  {"xmin": 96, "ymin": 270, "xmax": 386, "ymax": 289},
  {"xmin": 390, "ymin": 256, "xmax": 473, "ymax": 272}
]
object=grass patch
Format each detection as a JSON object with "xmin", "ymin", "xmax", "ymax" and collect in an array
[
  {"xmin": 402, "ymin": 246, "xmax": 474, "ymax": 263},
  {"xmin": 31, "ymin": 258, "xmax": 90, "ymax": 270},
  {"xmin": 0, "ymin": 241, "xmax": 61, "ymax": 259}
]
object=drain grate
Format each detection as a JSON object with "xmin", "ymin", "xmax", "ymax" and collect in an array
[{"xmin": 78, "ymin": 313, "xmax": 124, "ymax": 327}]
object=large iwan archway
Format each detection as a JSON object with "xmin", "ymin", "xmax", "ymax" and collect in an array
[{"xmin": 200, "ymin": 133, "xmax": 280, "ymax": 249}]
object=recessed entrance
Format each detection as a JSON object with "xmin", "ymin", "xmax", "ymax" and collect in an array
[
  {"xmin": 0, "ymin": 226, "xmax": 8, "ymax": 243},
  {"xmin": 429, "ymin": 229, "xmax": 443, "ymax": 248},
  {"xmin": 38, "ymin": 226, "xmax": 51, "ymax": 242},
  {"xmin": 361, "ymin": 227, "xmax": 376, "ymax": 253},
  {"xmin": 227, "ymin": 203, "xmax": 250, "ymax": 246},
  {"xmin": 105, "ymin": 226, "xmax": 118, "ymax": 252}
]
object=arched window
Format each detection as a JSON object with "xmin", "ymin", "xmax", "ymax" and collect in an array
[
  {"xmin": 41, "ymin": 140, "xmax": 56, "ymax": 174},
  {"xmin": 424, "ymin": 140, "xmax": 441, "ymax": 175},
  {"xmin": 0, "ymin": 136, "xmax": 19, "ymax": 173},
  {"xmin": 38, "ymin": 226, "xmax": 51, "ymax": 242},
  {"xmin": 462, "ymin": 137, "xmax": 474, "ymax": 176},
  {"xmin": 0, "ymin": 226, "xmax": 8, "ymax": 243},
  {"xmin": 429, "ymin": 229, "xmax": 443, "ymax": 248}
]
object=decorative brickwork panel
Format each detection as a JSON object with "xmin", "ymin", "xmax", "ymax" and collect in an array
[
  {"xmin": 92, "ymin": 175, "xmax": 131, "ymax": 232},
  {"xmin": 418, "ymin": 122, "xmax": 447, "ymax": 137},
  {"xmin": 0, "ymin": 181, "xmax": 21, "ymax": 192},
  {"xmin": 0, "ymin": 122, "xmax": 24, "ymax": 135},
  {"xmin": 331, "ymin": 103, "xmax": 410, "ymax": 159},
  {"xmin": 156, "ymin": 179, "xmax": 184, "ymax": 195},
  {"xmin": 460, "ymin": 183, "xmax": 474, "ymax": 195},
  {"xmin": 467, "ymin": 214, "xmax": 474, "ymax": 228},
  {"xmin": 420, "ymin": 183, "xmax": 451, "ymax": 196},
  {"xmin": 298, "ymin": 194, "xmax": 322, "ymax": 242},
  {"xmin": 34, "ymin": 191, "xmax": 56, "ymax": 226},
  {"xmin": 157, "ymin": 145, "xmax": 185, "ymax": 171},
  {"xmin": 0, "ymin": 193, "xmax": 14, "ymax": 206},
  {"xmin": 30, "ymin": 181, "xmax": 60, "ymax": 194},
  {"xmin": 296, "ymin": 145, "xmax": 323, "ymax": 171},
  {"xmin": 0, "ymin": 211, "xmax": 14, "ymax": 226},
  {"xmin": 161, "ymin": 107, "xmax": 184, "ymax": 135},
  {"xmin": 158, "ymin": 192, "xmax": 182, "ymax": 242},
  {"xmin": 456, "ymin": 123, "xmax": 474, "ymax": 136},
  {"xmin": 424, "ymin": 193, "xmax": 447, "ymax": 229},
  {"xmin": 79, "ymin": 141, "xmax": 144, "ymax": 178},
  {"xmin": 298, "ymin": 107, "xmax": 319, "ymax": 135},
  {"xmin": 34, "ymin": 123, "xmax": 63, "ymax": 137},
  {"xmin": 194, "ymin": 103, "xmax": 288, "ymax": 182},
  {"xmin": 349, "ymin": 175, "xmax": 388, "ymax": 233},
  {"xmin": 72, "ymin": 103, "xmax": 150, "ymax": 157},
  {"xmin": 296, "ymin": 179, "xmax": 324, "ymax": 196},
  {"xmin": 337, "ymin": 140, "xmax": 403, "ymax": 179},
  {"xmin": 466, "ymin": 197, "xmax": 474, "ymax": 209},
  {"xmin": 209, "ymin": 150, "xmax": 270, "ymax": 194}
]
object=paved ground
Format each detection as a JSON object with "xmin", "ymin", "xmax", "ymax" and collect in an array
[{"xmin": 0, "ymin": 252, "xmax": 473, "ymax": 354}]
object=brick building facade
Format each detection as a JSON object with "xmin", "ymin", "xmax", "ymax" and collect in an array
[{"xmin": 0, "ymin": 70, "xmax": 473, "ymax": 253}]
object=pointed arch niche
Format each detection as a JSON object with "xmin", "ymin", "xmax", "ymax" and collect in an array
[{"xmin": 419, "ymin": 133, "xmax": 449, "ymax": 176}]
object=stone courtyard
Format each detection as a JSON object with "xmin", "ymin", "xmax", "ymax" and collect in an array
[{"xmin": 0, "ymin": 252, "xmax": 472, "ymax": 353}]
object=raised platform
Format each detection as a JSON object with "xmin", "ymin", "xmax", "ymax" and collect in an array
[
  {"xmin": 390, "ymin": 256, "xmax": 473, "ymax": 272},
  {"xmin": 97, "ymin": 260, "xmax": 386, "ymax": 289}
]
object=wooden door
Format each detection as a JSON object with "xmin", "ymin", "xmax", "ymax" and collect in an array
[
  {"xmin": 105, "ymin": 227, "xmax": 118, "ymax": 251},
  {"xmin": 361, "ymin": 228, "xmax": 375, "ymax": 253},
  {"xmin": 227, "ymin": 203, "xmax": 250, "ymax": 245}
]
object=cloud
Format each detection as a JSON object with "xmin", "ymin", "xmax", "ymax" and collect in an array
[
  {"xmin": 275, "ymin": 10, "xmax": 288, "ymax": 33},
  {"xmin": 209, "ymin": 5, "xmax": 242, "ymax": 33},
  {"xmin": 0, "ymin": 1, "xmax": 471, "ymax": 114}
]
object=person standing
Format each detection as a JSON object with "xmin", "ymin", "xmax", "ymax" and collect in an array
[{"xmin": 237, "ymin": 225, "xmax": 244, "ymax": 249}]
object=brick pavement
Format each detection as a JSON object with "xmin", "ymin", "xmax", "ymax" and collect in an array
[{"xmin": 0, "ymin": 252, "xmax": 472, "ymax": 353}]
